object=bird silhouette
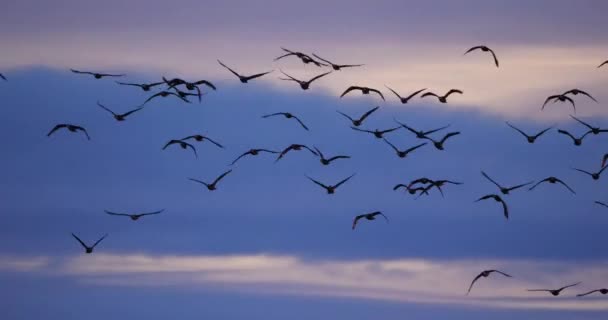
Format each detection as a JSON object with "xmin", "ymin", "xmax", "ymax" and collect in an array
[
  {"xmin": 421, "ymin": 179, "xmax": 463, "ymax": 198},
  {"xmin": 306, "ymin": 174, "xmax": 356, "ymax": 194},
  {"xmin": 181, "ymin": 134, "xmax": 224, "ymax": 149},
  {"xmin": 481, "ymin": 171, "xmax": 534, "ymax": 195},
  {"xmin": 352, "ymin": 211, "xmax": 388, "ymax": 230},
  {"xmin": 563, "ymin": 89, "xmax": 597, "ymax": 103},
  {"xmin": 47, "ymin": 124, "xmax": 90, "ymax": 140},
  {"xmin": 395, "ymin": 120, "xmax": 450, "ymax": 139},
  {"xmin": 104, "ymin": 209, "xmax": 164, "ymax": 221},
  {"xmin": 71, "ymin": 233, "xmax": 107, "ymax": 254},
  {"xmin": 274, "ymin": 47, "xmax": 326, "ymax": 67},
  {"xmin": 262, "ymin": 112, "xmax": 309, "ymax": 131},
  {"xmin": 116, "ymin": 81, "xmax": 163, "ymax": 91},
  {"xmin": 528, "ymin": 282, "xmax": 581, "ymax": 296},
  {"xmin": 475, "ymin": 194, "xmax": 509, "ymax": 220},
  {"xmin": 279, "ymin": 70, "xmax": 332, "ymax": 90},
  {"xmin": 275, "ymin": 144, "xmax": 318, "ymax": 162},
  {"xmin": 421, "ymin": 89, "xmax": 463, "ymax": 103},
  {"xmin": 558, "ymin": 129, "xmax": 591, "ymax": 146},
  {"xmin": 572, "ymin": 164, "xmax": 608, "ymax": 181},
  {"xmin": 172, "ymin": 87, "xmax": 203, "ymax": 103},
  {"xmin": 383, "ymin": 139, "xmax": 427, "ymax": 158},
  {"xmin": 424, "ymin": 132, "xmax": 461, "ymax": 150},
  {"xmin": 464, "ymin": 46, "xmax": 499, "ymax": 67},
  {"xmin": 570, "ymin": 115, "xmax": 607, "ymax": 135},
  {"xmin": 96, "ymin": 102, "xmax": 143, "ymax": 122},
  {"xmin": 311, "ymin": 53, "xmax": 364, "ymax": 71},
  {"xmin": 337, "ymin": 106, "xmax": 380, "ymax": 127},
  {"xmin": 577, "ymin": 288, "xmax": 608, "ymax": 297},
  {"xmin": 70, "ymin": 69, "xmax": 124, "ymax": 79},
  {"xmin": 529, "ymin": 177, "xmax": 576, "ymax": 194},
  {"xmin": 506, "ymin": 122, "xmax": 553, "ymax": 144},
  {"xmin": 393, "ymin": 184, "xmax": 430, "ymax": 196},
  {"xmin": 542, "ymin": 94, "xmax": 575, "ymax": 112},
  {"xmin": 340, "ymin": 86, "xmax": 385, "ymax": 101},
  {"xmin": 163, "ymin": 77, "xmax": 216, "ymax": 91},
  {"xmin": 385, "ymin": 86, "xmax": 426, "ymax": 104},
  {"xmin": 217, "ymin": 60, "xmax": 273, "ymax": 83},
  {"xmin": 313, "ymin": 147, "xmax": 350, "ymax": 165},
  {"xmin": 189, "ymin": 170, "xmax": 232, "ymax": 191},
  {"xmin": 467, "ymin": 270, "xmax": 512, "ymax": 295},
  {"xmin": 231, "ymin": 149, "xmax": 279, "ymax": 166},
  {"xmin": 162, "ymin": 140, "xmax": 198, "ymax": 158},
  {"xmin": 351, "ymin": 126, "xmax": 401, "ymax": 139},
  {"xmin": 599, "ymin": 60, "xmax": 608, "ymax": 68},
  {"xmin": 142, "ymin": 91, "xmax": 191, "ymax": 106}
]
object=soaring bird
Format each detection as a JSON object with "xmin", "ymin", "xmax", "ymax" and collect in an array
[
  {"xmin": 162, "ymin": 140, "xmax": 198, "ymax": 158},
  {"xmin": 572, "ymin": 165, "xmax": 608, "ymax": 181},
  {"xmin": 163, "ymin": 77, "xmax": 216, "ymax": 91},
  {"xmin": 181, "ymin": 134, "xmax": 224, "ymax": 149},
  {"xmin": 424, "ymin": 132, "xmax": 461, "ymax": 150},
  {"xmin": 274, "ymin": 47, "xmax": 326, "ymax": 67},
  {"xmin": 306, "ymin": 174, "xmax": 356, "ymax": 194},
  {"xmin": 275, "ymin": 144, "xmax": 318, "ymax": 162},
  {"xmin": 595, "ymin": 201, "xmax": 608, "ymax": 208},
  {"xmin": 340, "ymin": 86, "xmax": 385, "ymax": 101},
  {"xmin": 262, "ymin": 112, "xmax": 309, "ymax": 131},
  {"xmin": 421, "ymin": 89, "xmax": 463, "ymax": 103},
  {"xmin": 311, "ymin": 53, "xmax": 364, "ymax": 71},
  {"xmin": 104, "ymin": 209, "xmax": 164, "ymax": 221},
  {"xmin": 0, "ymin": 73, "xmax": 6, "ymax": 81},
  {"xmin": 383, "ymin": 139, "xmax": 427, "ymax": 158},
  {"xmin": 231, "ymin": 149, "xmax": 279, "ymax": 166},
  {"xmin": 279, "ymin": 70, "xmax": 332, "ymax": 90},
  {"xmin": 529, "ymin": 177, "xmax": 576, "ymax": 194},
  {"xmin": 96, "ymin": 102, "xmax": 143, "ymax": 122},
  {"xmin": 217, "ymin": 60, "xmax": 273, "ymax": 83},
  {"xmin": 563, "ymin": 89, "xmax": 597, "ymax": 103},
  {"xmin": 116, "ymin": 81, "xmax": 164, "ymax": 91},
  {"xmin": 393, "ymin": 184, "xmax": 430, "ymax": 196},
  {"xmin": 475, "ymin": 194, "xmax": 509, "ymax": 220},
  {"xmin": 421, "ymin": 179, "xmax": 463, "ymax": 198},
  {"xmin": 542, "ymin": 94, "xmax": 575, "ymax": 112},
  {"xmin": 47, "ymin": 124, "xmax": 90, "ymax": 140},
  {"xmin": 599, "ymin": 60, "xmax": 608, "ymax": 68},
  {"xmin": 189, "ymin": 170, "xmax": 232, "ymax": 191},
  {"xmin": 336, "ymin": 106, "xmax": 380, "ymax": 127},
  {"xmin": 570, "ymin": 115, "xmax": 607, "ymax": 135},
  {"xmin": 528, "ymin": 282, "xmax": 581, "ymax": 296},
  {"xmin": 481, "ymin": 171, "xmax": 534, "ymax": 195},
  {"xmin": 464, "ymin": 45, "xmax": 499, "ymax": 67},
  {"xmin": 313, "ymin": 147, "xmax": 350, "ymax": 165},
  {"xmin": 172, "ymin": 87, "xmax": 203, "ymax": 103},
  {"xmin": 352, "ymin": 211, "xmax": 388, "ymax": 230},
  {"xmin": 578, "ymin": 288, "xmax": 608, "ymax": 297},
  {"xmin": 142, "ymin": 91, "xmax": 191, "ymax": 106},
  {"xmin": 351, "ymin": 126, "xmax": 401, "ymax": 139},
  {"xmin": 70, "ymin": 69, "xmax": 125, "ymax": 79},
  {"xmin": 385, "ymin": 86, "xmax": 426, "ymax": 104},
  {"xmin": 395, "ymin": 120, "xmax": 450, "ymax": 139},
  {"xmin": 467, "ymin": 270, "xmax": 512, "ymax": 295},
  {"xmin": 506, "ymin": 122, "xmax": 553, "ymax": 144},
  {"xmin": 408, "ymin": 177, "xmax": 437, "ymax": 188},
  {"xmin": 71, "ymin": 233, "xmax": 107, "ymax": 254},
  {"xmin": 558, "ymin": 129, "xmax": 591, "ymax": 146}
]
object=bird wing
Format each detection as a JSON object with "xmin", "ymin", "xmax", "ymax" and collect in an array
[
  {"xmin": 301, "ymin": 145, "xmax": 318, "ymax": 156},
  {"xmin": 327, "ymin": 155, "xmax": 350, "ymax": 162},
  {"xmin": 350, "ymin": 126, "xmax": 373, "ymax": 134},
  {"xmin": 475, "ymin": 194, "xmax": 492, "ymax": 202},
  {"xmin": 445, "ymin": 89, "xmax": 463, "ymax": 97},
  {"xmin": 140, "ymin": 209, "xmax": 165, "ymax": 216},
  {"xmin": 230, "ymin": 152, "xmax": 251, "ymax": 166},
  {"xmin": 595, "ymin": 201, "xmax": 608, "ymax": 208},
  {"xmin": 385, "ymin": 85, "xmax": 402, "ymax": 100},
  {"xmin": 558, "ymin": 129, "xmax": 576, "ymax": 141},
  {"xmin": 603, "ymin": 154, "xmax": 608, "ymax": 168},
  {"xmin": 358, "ymin": 106, "xmax": 380, "ymax": 122},
  {"xmin": 440, "ymin": 132, "xmax": 461, "ymax": 144},
  {"xmin": 307, "ymin": 176, "xmax": 329, "ymax": 189},
  {"xmin": 491, "ymin": 270, "xmax": 513, "ymax": 278},
  {"xmin": 376, "ymin": 212, "xmax": 389, "ymax": 223},
  {"xmin": 279, "ymin": 69, "xmax": 299, "ymax": 82},
  {"xmin": 262, "ymin": 112, "xmax": 285, "ymax": 118},
  {"xmin": 115, "ymin": 81, "xmax": 141, "ymax": 87},
  {"xmin": 423, "ymin": 124, "xmax": 451, "ymax": 136},
  {"xmin": 555, "ymin": 178, "xmax": 576, "ymax": 194},
  {"xmin": 564, "ymin": 96, "xmax": 576, "ymax": 111},
  {"xmin": 421, "ymin": 92, "xmax": 439, "ymax": 98},
  {"xmin": 488, "ymin": 48, "xmax": 500, "ymax": 67},
  {"xmin": 528, "ymin": 180, "xmax": 545, "ymax": 191},
  {"xmin": 244, "ymin": 70, "xmax": 273, "ymax": 81},
  {"xmin": 205, "ymin": 136, "xmax": 225, "ymax": 149},
  {"xmin": 336, "ymin": 110, "xmax": 355, "ymax": 122},
  {"xmin": 405, "ymin": 88, "xmax": 427, "ymax": 101},
  {"xmin": 188, "ymin": 178, "xmax": 208, "ymax": 186},
  {"xmin": 217, "ymin": 60, "xmax": 242, "ymax": 78},
  {"xmin": 0, "ymin": 73, "xmax": 6, "ymax": 81},
  {"xmin": 340, "ymin": 86, "xmax": 361, "ymax": 98},
  {"xmin": 380, "ymin": 126, "xmax": 401, "ymax": 134},
  {"xmin": 598, "ymin": 60, "xmax": 608, "ymax": 68},
  {"xmin": 383, "ymin": 138, "xmax": 399, "ymax": 152},
  {"xmin": 258, "ymin": 149, "xmax": 279, "ymax": 154},
  {"xmin": 498, "ymin": 197, "xmax": 509, "ymax": 219},
  {"xmin": 311, "ymin": 53, "xmax": 333, "ymax": 65},
  {"xmin": 577, "ymin": 289, "xmax": 600, "ymax": 297},
  {"xmin": 467, "ymin": 272, "xmax": 484, "ymax": 295},
  {"xmin": 213, "ymin": 170, "xmax": 232, "ymax": 185},
  {"xmin": 533, "ymin": 126, "xmax": 554, "ymax": 138},
  {"xmin": 77, "ymin": 127, "xmax": 91, "ymax": 140},
  {"xmin": 92, "ymin": 234, "xmax": 108, "ymax": 248},
  {"xmin": 405, "ymin": 143, "xmax": 428, "ymax": 153},
  {"xmin": 98, "ymin": 73, "xmax": 125, "ymax": 77},
  {"xmin": 506, "ymin": 181, "xmax": 534, "ymax": 191},
  {"xmin": 527, "ymin": 289, "xmax": 551, "ymax": 292},
  {"xmin": 292, "ymin": 116, "xmax": 309, "ymax": 131},
  {"xmin": 96, "ymin": 102, "xmax": 116, "ymax": 116},
  {"xmin": 506, "ymin": 122, "xmax": 530, "ymax": 138},
  {"xmin": 194, "ymin": 80, "xmax": 216, "ymax": 90},
  {"xmin": 162, "ymin": 140, "xmax": 180, "ymax": 150},
  {"xmin": 481, "ymin": 171, "xmax": 503, "ymax": 189},
  {"xmin": 369, "ymin": 88, "xmax": 385, "ymax": 100},
  {"xmin": 337, "ymin": 64, "xmax": 364, "ymax": 68},
  {"xmin": 598, "ymin": 164, "xmax": 608, "ymax": 175},
  {"xmin": 121, "ymin": 107, "xmax": 144, "ymax": 118},
  {"xmin": 71, "ymin": 233, "xmax": 88, "ymax": 249},
  {"xmin": 570, "ymin": 115, "xmax": 594, "ymax": 130},
  {"xmin": 559, "ymin": 282, "xmax": 581, "ymax": 291},
  {"xmin": 334, "ymin": 174, "xmax": 356, "ymax": 189},
  {"xmin": 464, "ymin": 46, "xmax": 484, "ymax": 55},
  {"xmin": 70, "ymin": 69, "xmax": 92, "ymax": 75},
  {"xmin": 313, "ymin": 146, "xmax": 324, "ymax": 159},
  {"xmin": 573, "ymin": 167, "xmax": 593, "ymax": 177},
  {"xmin": 185, "ymin": 143, "xmax": 198, "ymax": 158},
  {"xmin": 142, "ymin": 92, "xmax": 164, "ymax": 105},
  {"xmin": 104, "ymin": 210, "xmax": 131, "ymax": 217},
  {"xmin": 307, "ymin": 71, "xmax": 332, "ymax": 84},
  {"xmin": 47, "ymin": 124, "xmax": 67, "ymax": 137},
  {"xmin": 352, "ymin": 215, "xmax": 364, "ymax": 230},
  {"xmin": 568, "ymin": 89, "xmax": 598, "ymax": 102},
  {"xmin": 274, "ymin": 52, "xmax": 295, "ymax": 61},
  {"xmin": 542, "ymin": 95, "xmax": 559, "ymax": 110}
]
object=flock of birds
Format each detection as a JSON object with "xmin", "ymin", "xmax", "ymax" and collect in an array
[{"xmin": 2, "ymin": 46, "xmax": 608, "ymax": 299}]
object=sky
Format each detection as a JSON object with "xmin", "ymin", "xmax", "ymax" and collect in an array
[{"xmin": 1, "ymin": 1, "xmax": 607, "ymax": 319}]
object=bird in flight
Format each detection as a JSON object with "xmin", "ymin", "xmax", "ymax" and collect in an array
[
  {"xmin": 563, "ymin": 89, "xmax": 597, "ymax": 103},
  {"xmin": 116, "ymin": 81, "xmax": 164, "ymax": 91},
  {"xmin": 173, "ymin": 87, "xmax": 203, "ymax": 103},
  {"xmin": 71, "ymin": 69, "xmax": 125, "ymax": 79},
  {"xmin": 71, "ymin": 233, "xmax": 107, "ymax": 254},
  {"xmin": 313, "ymin": 147, "xmax": 350, "ymax": 166},
  {"xmin": 542, "ymin": 94, "xmax": 575, "ymax": 112},
  {"xmin": 577, "ymin": 288, "xmax": 608, "ymax": 297},
  {"xmin": 570, "ymin": 115, "xmax": 607, "ymax": 135},
  {"xmin": 557, "ymin": 129, "xmax": 591, "ymax": 146},
  {"xmin": 475, "ymin": 194, "xmax": 509, "ymax": 220},
  {"xmin": 311, "ymin": 53, "xmax": 364, "ymax": 71},
  {"xmin": 340, "ymin": 86, "xmax": 385, "ymax": 101},
  {"xmin": 164, "ymin": 77, "xmax": 216, "ymax": 92},
  {"xmin": 306, "ymin": 174, "xmax": 356, "ymax": 194},
  {"xmin": 181, "ymin": 134, "xmax": 224, "ymax": 149},
  {"xmin": 279, "ymin": 70, "xmax": 332, "ymax": 90},
  {"xmin": 96, "ymin": 102, "xmax": 143, "ymax": 122},
  {"xmin": 0, "ymin": 73, "xmax": 6, "ymax": 81},
  {"xmin": 337, "ymin": 106, "xmax": 380, "ymax": 127},
  {"xmin": 47, "ymin": 124, "xmax": 90, "ymax": 140},
  {"xmin": 506, "ymin": 122, "xmax": 553, "ymax": 144},
  {"xmin": 420, "ymin": 179, "xmax": 463, "ymax": 198},
  {"xmin": 189, "ymin": 170, "xmax": 232, "ymax": 191},
  {"xmin": 351, "ymin": 126, "xmax": 401, "ymax": 139},
  {"xmin": 142, "ymin": 91, "xmax": 191, "ymax": 106},
  {"xmin": 275, "ymin": 144, "xmax": 318, "ymax": 162},
  {"xmin": 231, "ymin": 148, "xmax": 279, "ymax": 166},
  {"xmin": 529, "ymin": 177, "xmax": 576, "ymax": 194},
  {"xmin": 424, "ymin": 132, "xmax": 461, "ymax": 150},
  {"xmin": 467, "ymin": 270, "xmax": 512, "ymax": 295},
  {"xmin": 104, "ymin": 209, "xmax": 164, "ymax": 221},
  {"xmin": 385, "ymin": 86, "xmax": 426, "ymax": 104},
  {"xmin": 528, "ymin": 282, "xmax": 581, "ymax": 296},
  {"xmin": 421, "ymin": 89, "xmax": 463, "ymax": 103},
  {"xmin": 217, "ymin": 60, "xmax": 273, "ymax": 83},
  {"xmin": 395, "ymin": 120, "xmax": 450, "ymax": 139},
  {"xmin": 162, "ymin": 140, "xmax": 198, "ymax": 158},
  {"xmin": 274, "ymin": 47, "xmax": 326, "ymax": 67},
  {"xmin": 481, "ymin": 171, "xmax": 534, "ymax": 195},
  {"xmin": 572, "ymin": 164, "xmax": 608, "ymax": 181},
  {"xmin": 352, "ymin": 211, "xmax": 388, "ymax": 230},
  {"xmin": 262, "ymin": 112, "xmax": 309, "ymax": 131},
  {"xmin": 383, "ymin": 139, "xmax": 427, "ymax": 159},
  {"xmin": 393, "ymin": 184, "xmax": 430, "ymax": 196},
  {"xmin": 464, "ymin": 45, "xmax": 499, "ymax": 67},
  {"xmin": 598, "ymin": 60, "xmax": 608, "ymax": 68}
]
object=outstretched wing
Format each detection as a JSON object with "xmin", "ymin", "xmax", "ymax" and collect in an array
[
  {"xmin": 334, "ymin": 174, "xmax": 356, "ymax": 189},
  {"xmin": 385, "ymin": 85, "xmax": 402, "ymax": 100},
  {"xmin": 213, "ymin": 170, "xmax": 232, "ymax": 185},
  {"xmin": 104, "ymin": 210, "xmax": 131, "ymax": 217},
  {"xmin": 96, "ymin": 101, "xmax": 116, "ymax": 116},
  {"xmin": 244, "ymin": 70, "xmax": 273, "ymax": 81},
  {"xmin": 488, "ymin": 48, "xmax": 500, "ymax": 67},
  {"xmin": 440, "ymin": 132, "xmax": 461, "ymax": 144},
  {"xmin": 481, "ymin": 171, "xmax": 503, "ymax": 189},
  {"xmin": 307, "ymin": 176, "xmax": 328, "ymax": 189},
  {"xmin": 555, "ymin": 178, "xmax": 576, "ymax": 194},
  {"xmin": 307, "ymin": 71, "xmax": 332, "ymax": 84},
  {"xmin": 506, "ymin": 122, "xmax": 529, "ymax": 138},
  {"xmin": 570, "ymin": 115, "xmax": 594, "ymax": 130},
  {"xmin": 205, "ymin": 136, "xmax": 224, "ymax": 149},
  {"xmin": 217, "ymin": 60, "xmax": 241, "ymax": 78},
  {"xmin": 292, "ymin": 115, "xmax": 309, "ymax": 131},
  {"xmin": 140, "ymin": 209, "xmax": 165, "ymax": 216},
  {"xmin": 71, "ymin": 233, "xmax": 88, "ymax": 249},
  {"xmin": 70, "ymin": 69, "xmax": 92, "ymax": 75},
  {"xmin": 340, "ymin": 86, "xmax": 361, "ymax": 98},
  {"xmin": 230, "ymin": 151, "xmax": 251, "ymax": 166},
  {"xmin": 369, "ymin": 88, "xmax": 385, "ymax": 100},
  {"xmin": 383, "ymin": 138, "xmax": 399, "ymax": 152},
  {"xmin": 445, "ymin": 89, "xmax": 463, "ymax": 97},
  {"xmin": 467, "ymin": 272, "xmax": 484, "ymax": 295},
  {"xmin": 92, "ymin": 234, "xmax": 108, "ymax": 248},
  {"xmin": 47, "ymin": 124, "xmax": 67, "ymax": 137},
  {"xmin": 464, "ymin": 46, "xmax": 484, "ymax": 55}
]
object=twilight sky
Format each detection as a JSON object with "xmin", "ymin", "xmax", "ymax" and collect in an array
[{"xmin": 1, "ymin": 1, "xmax": 607, "ymax": 319}]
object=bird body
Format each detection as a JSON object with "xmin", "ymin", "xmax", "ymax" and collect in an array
[
  {"xmin": 529, "ymin": 177, "xmax": 576, "ymax": 194},
  {"xmin": 464, "ymin": 45, "xmax": 499, "ymax": 67},
  {"xmin": 71, "ymin": 233, "xmax": 107, "ymax": 254},
  {"xmin": 189, "ymin": 170, "xmax": 232, "ymax": 191},
  {"xmin": 528, "ymin": 282, "xmax": 581, "ymax": 296},
  {"xmin": 467, "ymin": 269, "xmax": 512, "ymax": 295},
  {"xmin": 47, "ymin": 124, "xmax": 90, "ymax": 140},
  {"xmin": 340, "ymin": 86, "xmax": 385, "ymax": 100},
  {"xmin": 421, "ymin": 89, "xmax": 463, "ymax": 103},
  {"xmin": 105, "ymin": 210, "xmax": 164, "ymax": 221},
  {"xmin": 475, "ymin": 194, "xmax": 509, "ymax": 219},
  {"xmin": 162, "ymin": 139, "xmax": 198, "ymax": 158},
  {"xmin": 337, "ymin": 106, "xmax": 379, "ymax": 127}
]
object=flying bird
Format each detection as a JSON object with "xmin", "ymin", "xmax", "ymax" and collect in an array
[
  {"xmin": 274, "ymin": 47, "xmax": 326, "ymax": 67},
  {"xmin": 557, "ymin": 129, "xmax": 591, "ymax": 146},
  {"xmin": 572, "ymin": 165, "xmax": 608, "ymax": 181},
  {"xmin": 424, "ymin": 132, "xmax": 461, "ymax": 150},
  {"xmin": 421, "ymin": 89, "xmax": 463, "ymax": 103},
  {"xmin": 529, "ymin": 177, "xmax": 576, "ymax": 194},
  {"xmin": 542, "ymin": 94, "xmax": 575, "ymax": 112},
  {"xmin": 506, "ymin": 122, "xmax": 553, "ymax": 144},
  {"xmin": 336, "ymin": 106, "xmax": 380, "ymax": 127},
  {"xmin": 116, "ymin": 81, "xmax": 163, "ymax": 91},
  {"xmin": 385, "ymin": 86, "xmax": 426, "ymax": 104},
  {"xmin": 311, "ymin": 53, "xmax": 364, "ymax": 71},
  {"xmin": 275, "ymin": 144, "xmax": 318, "ymax": 162},
  {"xmin": 475, "ymin": 194, "xmax": 509, "ymax": 220},
  {"xmin": 340, "ymin": 86, "xmax": 385, "ymax": 101},
  {"xmin": 467, "ymin": 270, "xmax": 512, "ymax": 295},
  {"xmin": 352, "ymin": 211, "xmax": 388, "ymax": 230},
  {"xmin": 393, "ymin": 184, "xmax": 430, "ymax": 196},
  {"xmin": 351, "ymin": 126, "xmax": 401, "ymax": 139},
  {"xmin": 563, "ymin": 89, "xmax": 597, "ymax": 103},
  {"xmin": 395, "ymin": 120, "xmax": 450, "ymax": 139},
  {"xmin": 262, "ymin": 112, "xmax": 309, "ymax": 131},
  {"xmin": 181, "ymin": 134, "xmax": 224, "ymax": 149},
  {"xmin": 464, "ymin": 45, "xmax": 499, "ymax": 67},
  {"xmin": 306, "ymin": 174, "xmax": 356, "ymax": 194},
  {"xmin": 383, "ymin": 139, "xmax": 427, "ymax": 158},
  {"xmin": 313, "ymin": 147, "xmax": 350, "ymax": 165},
  {"xmin": 231, "ymin": 149, "xmax": 279, "ymax": 166},
  {"xmin": 481, "ymin": 171, "xmax": 534, "ymax": 195},
  {"xmin": 172, "ymin": 87, "xmax": 203, "ymax": 103},
  {"xmin": 188, "ymin": 170, "xmax": 232, "ymax": 191},
  {"xmin": 142, "ymin": 91, "xmax": 191, "ymax": 106},
  {"xmin": 163, "ymin": 77, "xmax": 216, "ymax": 91},
  {"xmin": 421, "ymin": 179, "xmax": 463, "ymax": 198},
  {"xmin": 577, "ymin": 289, "xmax": 608, "ymax": 297},
  {"xmin": 47, "ymin": 124, "xmax": 90, "ymax": 140},
  {"xmin": 71, "ymin": 233, "xmax": 107, "ymax": 254},
  {"xmin": 528, "ymin": 282, "xmax": 581, "ymax": 296},
  {"xmin": 279, "ymin": 70, "xmax": 332, "ymax": 90},
  {"xmin": 217, "ymin": 60, "xmax": 273, "ymax": 83},
  {"xmin": 570, "ymin": 115, "xmax": 607, "ymax": 135},
  {"xmin": 162, "ymin": 140, "xmax": 198, "ymax": 158},
  {"xmin": 96, "ymin": 102, "xmax": 143, "ymax": 122},
  {"xmin": 104, "ymin": 209, "xmax": 164, "ymax": 221},
  {"xmin": 70, "ymin": 69, "xmax": 125, "ymax": 79}
]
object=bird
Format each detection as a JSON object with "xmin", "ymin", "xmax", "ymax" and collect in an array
[
  {"xmin": 383, "ymin": 139, "xmax": 427, "ymax": 158},
  {"xmin": 529, "ymin": 177, "xmax": 576, "ymax": 194},
  {"xmin": 481, "ymin": 171, "xmax": 534, "ymax": 195},
  {"xmin": 467, "ymin": 270, "xmax": 512, "ymax": 295},
  {"xmin": 274, "ymin": 47, "xmax": 326, "ymax": 67},
  {"xmin": 262, "ymin": 112, "xmax": 309, "ymax": 131},
  {"xmin": 475, "ymin": 194, "xmax": 509, "ymax": 220},
  {"xmin": 104, "ymin": 209, "xmax": 164, "ymax": 221},
  {"xmin": 421, "ymin": 179, "xmax": 463, "ymax": 198},
  {"xmin": 351, "ymin": 126, "xmax": 401, "ymax": 139},
  {"xmin": 602, "ymin": 154, "xmax": 608, "ymax": 168},
  {"xmin": 142, "ymin": 91, "xmax": 191, "ymax": 106},
  {"xmin": 563, "ymin": 89, "xmax": 597, "ymax": 103},
  {"xmin": 528, "ymin": 282, "xmax": 581, "ymax": 296},
  {"xmin": 217, "ymin": 60, "xmax": 273, "ymax": 83},
  {"xmin": 598, "ymin": 60, "xmax": 608, "ymax": 68},
  {"xmin": 572, "ymin": 165, "xmax": 608, "ymax": 181},
  {"xmin": 557, "ymin": 129, "xmax": 591, "ymax": 146},
  {"xmin": 464, "ymin": 45, "xmax": 499, "ymax": 67},
  {"xmin": 47, "ymin": 124, "xmax": 90, "ymax": 140},
  {"xmin": 0, "ymin": 73, "xmax": 6, "ymax": 81},
  {"xmin": 421, "ymin": 89, "xmax": 463, "ymax": 103},
  {"xmin": 306, "ymin": 174, "xmax": 356, "ymax": 194},
  {"xmin": 569, "ymin": 115, "xmax": 607, "ymax": 135},
  {"xmin": 385, "ymin": 86, "xmax": 426, "ymax": 104},
  {"xmin": 116, "ymin": 81, "xmax": 164, "ymax": 91},
  {"xmin": 96, "ymin": 102, "xmax": 143, "ymax": 122},
  {"xmin": 189, "ymin": 170, "xmax": 232, "ymax": 191},
  {"xmin": 340, "ymin": 86, "xmax": 385, "ymax": 101},
  {"xmin": 542, "ymin": 94, "xmax": 576, "ymax": 112},
  {"xmin": 408, "ymin": 177, "xmax": 437, "ymax": 188},
  {"xmin": 181, "ymin": 134, "xmax": 224, "ymax": 149},
  {"xmin": 506, "ymin": 122, "xmax": 553, "ymax": 144},
  {"xmin": 279, "ymin": 70, "xmax": 332, "ymax": 90},
  {"xmin": 313, "ymin": 147, "xmax": 350, "ymax": 165},
  {"xmin": 336, "ymin": 106, "xmax": 380, "ymax": 127},
  {"xmin": 395, "ymin": 120, "xmax": 450, "ymax": 139},
  {"xmin": 172, "ymin": 87, "xmax": 203, "ymax": 103},
  {"xmin": 230, "ymin": 149, "xmax": 279, "ymax": 166},
  {"xmin": 393, "ymin": 184, "xmax": 430, "ymax": 196},
  {"xmin": 352, "ymin": 211, "xmax": 388, "ymax": 230},
  {"xmin": 595, "ymin": 201, "xmax": 608, "ymax": 208},
  {"xmin": 424, "ymin": 132, "xmax": 461, "ymax": 150},
  {"xmin": 311, "ymin": 53, "xmax": 364, "ymax": 71},
  {"xmin": 162, "ymin": 140, "xmax": 198, "ymax": 158},
  {"xmin": 70, "ymin": 69, "xmax": 125, "ymax": 79},
  {"xmin": 71, "ymin": 233, "xmax": 107, "ymax": 254},
  {"xmin": 275, "ymin": 144, "xmax": 318, "ymax": 162},
  {"xmin": 577, "ymin": 289, "xmax": 608, "ymax": 297},
  {"xmin": 163, "ymin": 77, "xmax": 216, "ymax": 91}
]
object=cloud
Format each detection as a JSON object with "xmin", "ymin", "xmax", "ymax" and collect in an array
[{"xmin": 0, "ymin": 256, "xmax": 50, "ymax": 272}]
